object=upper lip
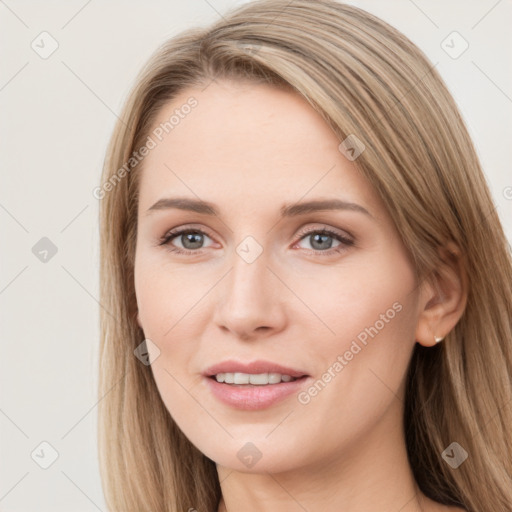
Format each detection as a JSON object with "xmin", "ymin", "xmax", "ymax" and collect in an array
[{"xmin": 203, "ymin": 359, "xmax": 309, "ymax": 378}]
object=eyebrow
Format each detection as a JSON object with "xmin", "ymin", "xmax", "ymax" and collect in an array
[{"xmin": 146, "ymin": 197, "xmax": 372, "ymax": 218}]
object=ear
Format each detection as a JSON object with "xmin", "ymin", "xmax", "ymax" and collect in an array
[
  {"xmin": 136, "ymin": 311, "xmax": 143, "ymax": 329},
  {"xmin": 415, "ymin": 242, "xmax": 468, "ymax": 347}
]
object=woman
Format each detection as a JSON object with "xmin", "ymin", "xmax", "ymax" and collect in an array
[{"xmin": 98, "ymin": 1, "xmax": 512, "ymax": 511}]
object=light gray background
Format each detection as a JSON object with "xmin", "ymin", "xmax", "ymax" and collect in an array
[{"xmin": 1, "ymin": 1, "xmax": 511, "ymax": 510}]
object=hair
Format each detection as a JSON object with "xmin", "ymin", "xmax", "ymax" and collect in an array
[{"xmin": 97, "ymin": 1, "xmax": 512, "ymax": 511}]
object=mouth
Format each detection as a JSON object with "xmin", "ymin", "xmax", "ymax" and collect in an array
[
  {"xmin": 202, "ymin": 360, "xmax": 311, "ymax": 410},
  {"xmin": 208, "ymin": 372, "xmax": 308, "ymax": 386},
  {"xmin": 203, "ymin": 359, "xmax": 309, "ymax": 380}
]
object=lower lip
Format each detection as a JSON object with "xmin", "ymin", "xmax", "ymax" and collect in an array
[{"xmin": 204, "ymin": 376, "xmax": 310, "ymax": 410}]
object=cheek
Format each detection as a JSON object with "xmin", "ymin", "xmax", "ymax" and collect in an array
[
  {"xmin": 285, "ymin": 262, "xmax": 418, "ymax": 460},
  {"xmin": 134, "ymin": 251, "xmax": 200, "ymax": 337},
  {"xmin": 134, "ymin": 255, "xmax": 206, "ymax": 383},
  {"xmin": 134, "ymin": 259, "xmax": 203, "ymax": 427},
  {"xmin": 292, "ymin": 249, "xmax": 418, "ymax": 407},
  {"xmin": 291, "ymin": 250, "xmax": 417, "ymax": 349}
]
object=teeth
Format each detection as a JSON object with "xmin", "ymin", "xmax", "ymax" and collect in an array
[{"xmin": 214, "ymin": 372, "xmax": 298, "ymax": 385}]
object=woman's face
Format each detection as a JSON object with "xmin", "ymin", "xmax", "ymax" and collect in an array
[{"xmin": 134, "ymin": 79, "xmax": 426, "ymax": 474}]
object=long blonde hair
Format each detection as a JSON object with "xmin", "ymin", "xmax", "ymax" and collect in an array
[{"xmin": 98, "ymin": 1, "xmax": 512, "ymax": 510}]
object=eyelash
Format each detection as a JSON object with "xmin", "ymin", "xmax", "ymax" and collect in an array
[{"xmin": 157, "ymin": 225, "xmax": 355, "ymax": 257}]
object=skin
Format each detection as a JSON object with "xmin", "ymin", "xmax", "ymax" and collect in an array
[{"xmin": 134, "ymin": 79, "xmax": 467, "ymax": 512}]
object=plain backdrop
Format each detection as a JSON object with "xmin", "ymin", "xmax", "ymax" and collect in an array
[{"xmin": 1, "ymin": 1, "xmax": 511, "ymax": 510}]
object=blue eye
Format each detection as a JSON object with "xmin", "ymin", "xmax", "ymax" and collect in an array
[
  {"xmin": 295, "ymin": 228, "xmax": 353, "ymax": 253},
  {"xmin": 159, "ymin": 229, "xmax": 214, "ymax": 254},
  {"xmin": 159, "ymin": 226, "xmax": 354, "ymax": 256}
]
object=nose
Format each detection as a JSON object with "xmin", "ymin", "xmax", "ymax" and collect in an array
[{"xmin": 212, "ymin": 247, "xmax": 287, "ymax": 341}]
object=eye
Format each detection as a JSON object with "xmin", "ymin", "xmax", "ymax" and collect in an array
[
  {"xmin": 158, "ymin": 227, "xmax": 215, "ymax": 255},
  {"xmin": 294, "ymin": 227, "xmax": 354, "ymax": 256}
]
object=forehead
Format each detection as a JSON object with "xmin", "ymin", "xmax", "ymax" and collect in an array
[{"xmin": 137, "ymin": 80, "xmax": 379, "ymax": 214}]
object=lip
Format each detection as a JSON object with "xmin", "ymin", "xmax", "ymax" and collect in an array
[
  {"xmin": 202, "ymin": 359, "xmax": 309, "ymax": 379},
  {"xmin": 202, "ymin": 359, "xmax": 311, "ymax": 411},
  {"xmin": 205, "ymin": 376, "xmax": 310, "ymax": 410}
]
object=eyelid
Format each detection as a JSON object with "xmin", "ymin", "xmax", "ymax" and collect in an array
[{"xmin": 294, "ymin": 224, "xmax": 354, "ymax": 243}]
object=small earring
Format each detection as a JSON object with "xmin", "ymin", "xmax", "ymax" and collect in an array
[{"xmin": 434, "ymin": 335, "xmax": 444, "ymax": 343}]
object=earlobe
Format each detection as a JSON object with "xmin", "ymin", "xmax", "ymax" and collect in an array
[{"xmin": 415, "ymin": 241, "xmax": 468, "ymax": 347}]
